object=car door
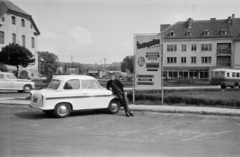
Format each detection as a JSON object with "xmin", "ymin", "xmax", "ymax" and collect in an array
[
  {"xmin": 61, "ymin": 79, "xmax": 83, "ymax": 110},
  {"xmin": 6, "ymin": 74, "xmax": 18, "ymax": 90},
  {"xmin": 80, "ymin": 79, "xmax": 109, "ymax": 110},
  {"xmin": 0, "ymin": 74, "xmax": 5, "ymax": 89}
]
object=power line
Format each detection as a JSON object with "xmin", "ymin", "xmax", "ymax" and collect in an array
[{"xmin": 56, "ymin": 53, "xmax": 132, "ymax": 57}]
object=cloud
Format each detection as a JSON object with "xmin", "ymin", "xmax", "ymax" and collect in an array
[
  {"xmin": 68, "ymin": 26, "xmax": 93, "ymax": 48},
  {"xmin": 38, "ymin": 26, "xmax": 93, "ymax": 54}
]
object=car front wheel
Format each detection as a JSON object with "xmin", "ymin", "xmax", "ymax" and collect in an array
[
  {"xmin": 54, "ymin": 103, "xmax": 71, "ymax": 118},
  {"xmin": 108, "ymin": 99, "xmax": 121, "ymax": 114},
  {"xmin": 23, "ymin": 85, "xmax": 32, "ymax": 93}
]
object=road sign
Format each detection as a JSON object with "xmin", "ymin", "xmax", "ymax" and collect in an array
[{"xmin": 134, "ymin": 33, "xmax": 162, "ymax": 90}]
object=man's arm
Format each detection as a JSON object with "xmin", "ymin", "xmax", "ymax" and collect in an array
[{"xmin": 106, "ymin": 81, "xmax": 111, "ymax": 90}]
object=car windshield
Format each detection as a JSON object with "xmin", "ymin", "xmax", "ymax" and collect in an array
[
  {"xmin": 7, "ymin": 74, "xmax": 17, "ymax": 79},
  {"xmin": 47, "ymin": 80, "xmax": 61, "ymax": 89}
]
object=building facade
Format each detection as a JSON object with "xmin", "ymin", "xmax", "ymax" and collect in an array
[
  {"xmin": 161, "ymin": 14, "xmax": 240, "ymax": 79},
  {"xmin": 0, "ymin": 0, "xmax": 40, "ymax": 78}
]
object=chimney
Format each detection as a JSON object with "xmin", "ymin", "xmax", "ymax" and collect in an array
[
  {"xmin": 160, "ymin": 24, "xmax": 170, "ymax": 32},
  {"xmin": 227, "ymin": 16, "xmax": 231, "ymax": 23},
  {"xmin": 232, "ymin": 14, "xmax": 235, "ymax": 26},
  {"xmin": 187, "ymin": 18, "xmax": 192, "ymax": 29}
]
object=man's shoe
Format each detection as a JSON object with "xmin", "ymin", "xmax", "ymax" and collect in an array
[
  {"xmin": 126, "ymin": 113, "xmax": 130, "ymax": 117},
  {"xmin": 129, "ymin": 112, "xmax": 134, "ymax": 117}
]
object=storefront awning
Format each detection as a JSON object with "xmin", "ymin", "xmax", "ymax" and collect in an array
[{"xmin": 163, "ymin": 66, "xmax": 210, "ymax": 70}]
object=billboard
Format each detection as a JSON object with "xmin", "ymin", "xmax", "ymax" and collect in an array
[
  {"xmin": 134, "ymin": 33, "xmax": 162, "ymax": 90},
  {"xmin": 67, "ymin": 68, "xmax": 78, "ymax": 75}
]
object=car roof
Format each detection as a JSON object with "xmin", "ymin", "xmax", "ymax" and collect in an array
[
  {"xmin": 0, "ymin": 72, "xmax": 13, "ymax": 74},
  {"xmin": 53, "ymin": 75, "xmax": 96, "ymax": 82}
]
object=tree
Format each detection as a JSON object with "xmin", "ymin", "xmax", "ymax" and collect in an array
[
  {"xmin": 121, "ymin": 56, "xmax": 134, "ymax": 73},
  {"xmin": 38, "ymin": 51, "xmax": 59, "ymax": 80},
  {"xmin": 0, "ymin": 43, "xmax": 35, "ymax": 77}
]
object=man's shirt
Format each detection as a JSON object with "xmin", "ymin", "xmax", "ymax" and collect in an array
[{"xmin": 106, "ymin": 79, "xmax": 125, "ymax": 93}]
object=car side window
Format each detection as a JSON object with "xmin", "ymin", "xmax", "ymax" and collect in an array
[
  {"xmin": 6, "ymin": 74, "xmax": 16, "ymax": 79},
  {"xmin": 64, "ymin": 79, "xmax": 80, "ymax": 90},
  {"xmin": 81, "ymin": 80, "xmax": 101, "ymax": 89},
  {"xmin": 0, "ymin": 74, "xmax": 4, "ymax": 79}
]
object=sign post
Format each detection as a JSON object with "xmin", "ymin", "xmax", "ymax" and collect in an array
[{"xmin": 133, "ymin": 33, "xmax": 163, "ymax": 103}]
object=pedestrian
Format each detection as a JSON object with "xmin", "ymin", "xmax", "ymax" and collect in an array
[{"xmin": 106, "ymin": 72, "xmax": 134, "ymax": 117}]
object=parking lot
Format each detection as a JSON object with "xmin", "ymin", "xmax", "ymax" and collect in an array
[{"xmin": 1, "ymin": 104, "xmax": 240, "ymax": 157}]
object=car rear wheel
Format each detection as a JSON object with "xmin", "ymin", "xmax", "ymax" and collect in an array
[
  {"xmin": 221, "ymin": 85, "xmax": 226, "ymax": 89},
  {"xmin": 23, "ymin": 85, "xmax": 32, "ymax": 93},
  {"xmin": 54, "ymin": 103, "xmax": 71, "ymax": 118},
  {"xmin": 108, "ymin": 99, "xmax": 121, "ymax": 114},
  {"xmin": 43, "ymin": 110, "xmax": 54, "ymax": 115}
]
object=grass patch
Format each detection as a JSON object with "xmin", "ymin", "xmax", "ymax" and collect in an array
[{"xmin": 127, "ymin": 89, "xmax": 240, "ymax": 108}]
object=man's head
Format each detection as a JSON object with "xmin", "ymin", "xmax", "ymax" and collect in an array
[{"xmin": 110, "ymin": 72, "xmax": 115, "ymax": 80}]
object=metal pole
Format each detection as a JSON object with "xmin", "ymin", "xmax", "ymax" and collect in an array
[
  {"xmin": 161, "ymin": 33, "xmax": 164, "ymax": 105},
  {"xmin": 133, "ymin": 35, "xmax": 136, "ymax": 103}
]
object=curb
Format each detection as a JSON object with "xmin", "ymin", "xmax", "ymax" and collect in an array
[
  {"xmin": 1, "ymin": 100, "xmax": 240, "ymax": 117},
  {"xmin": 127, "ymin": 108, "xmax": 240, "ymax": 117}
]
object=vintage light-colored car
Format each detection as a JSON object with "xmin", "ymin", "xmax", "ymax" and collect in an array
[
  {"xmin": 0, "ymin": 72, "xmax": 35, "ymax": 93},
  {"xmin": 30, "ymin": 75, "xmax": 122, "ymax": 118}
]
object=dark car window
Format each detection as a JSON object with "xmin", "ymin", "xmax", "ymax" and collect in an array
[{"xmin": 64, "ymin": 79, "xmax": 80, "ymax": 90}]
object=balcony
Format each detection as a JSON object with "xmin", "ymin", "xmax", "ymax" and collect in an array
[
  {"xmin": 216, "ymin": 62, "xmax": 231, "ymax": 67},
  {"xmin": 216, "ymin": 49, "xmax": 231, "ymax": 55}
]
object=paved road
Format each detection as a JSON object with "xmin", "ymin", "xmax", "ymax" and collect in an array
[
  {"xmin": 1, "ymin": 105, "xmax": 240, "ymax": 157},
  {"xmin": 0, "ymin": 91, "xmax": 29, "ymax": 99}
]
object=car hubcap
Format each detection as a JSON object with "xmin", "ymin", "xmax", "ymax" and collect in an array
[
  {"xmin": 111, "ymin": 102, "xmax": 117, "ymax": 111},
  {"xmin": 59, "ymin": 105, "xmax": 67, "ymax": 115},
  {"xmin": 25, "ymin": 87, "xmax": 30, "ymax": 92}
]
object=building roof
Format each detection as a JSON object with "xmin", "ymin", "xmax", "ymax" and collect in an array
[
  {"xmin": 161, "ymin": 15, "xmax": 240, "ymax": 40},
  {"xmin": 0, "ymin": 0, "xmax": 40, "ymax": 35}
]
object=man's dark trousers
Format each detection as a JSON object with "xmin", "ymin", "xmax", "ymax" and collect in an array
[{"xmin": 116, "ymin": 91, "xmax": 129, "ymax": 113}]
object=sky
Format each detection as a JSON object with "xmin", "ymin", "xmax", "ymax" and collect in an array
[{"xmin": 9, "ymin": 0, "xmax": 240, "ymax": 64}]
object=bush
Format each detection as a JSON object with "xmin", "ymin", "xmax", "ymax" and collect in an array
[{"xmin": 127, "ymin": 89, "xmax": 240, "ymax": 108}]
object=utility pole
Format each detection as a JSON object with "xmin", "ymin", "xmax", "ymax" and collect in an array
[{"xmin": 103, "ymin": 58, "xmax": 106, "ymax": 71}]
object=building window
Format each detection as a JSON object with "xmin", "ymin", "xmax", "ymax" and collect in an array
[
  {"xmin": 191, "ymin": 57, "xmax": 197, "ymax": 64},
  {"xmin": 169, "ymin": 31, "xmax": 175, "ymax": 37},
  {"xmin": 167, "ymin": 57, "xmax": 177, "ymax": 63},
  {"xmin": 181, "ymin": 57, "xmax": 186, "ymax": 63},
  {"xmin": 21, "ymin": 19, "xmax": 25, "ymax": 27},
  {"xmin": 167, "ymin": 45, "xmax": 177, "ymax": 51},
  {"xmin": 30, "ymin": 24, "xmax": 33, "ymax": 29},
  {"xmin": 203, "ymin": 30, "xmax": 209, "ymax": 35},
  {"xmin": 191, "ymin": 44, "xmax": 197, "ymax": 51},
  {"xmin": 12, "ymin": 33, "xmax": 16, "ymax": 43},
  {"xmin": 237, "ymin": 73, "xmax": 240, "ymax": 78},
  {"xmin": 201, "ymin": 57, "xmax": 212, "ymax": 63},
  {"xmin": 181, "ymin": 44, "xmax": 187, "ymax": 51},
  {"xmin": 186, "ymin": 31, "xmax": 192, "ymax": 36},
  {"xmin": 22, "ymin": 35, "xmax": 25, "ymax": 47},
  {"xmin": 31, "ymin": 37, "xmax": 35, "ymax": 48},
  {"xmin": 201, "ymin": 44, "xmax": 212, "ymax": 51},
  {"xmin": 0, "ymin": 31, "xmax": 4, "ymax": 44},
  {"xmin": 2, "ymin": 17, "xmax": 4, "ymax": 22},
  {"xmin": 221, "ymin": 29, "xmax": 227, "ymax": 35},
  {"xmin": 232, "ymin": 72, "xmax": 236, "ymax": 77},
  {"xmin": 12, "ymin": 16, "xmax": 16, "ymax": 25}
]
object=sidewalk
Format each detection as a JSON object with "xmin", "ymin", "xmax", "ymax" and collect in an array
[{"xmin": 1, "ymin": 98, "xmax": 240, "ymax": 117}]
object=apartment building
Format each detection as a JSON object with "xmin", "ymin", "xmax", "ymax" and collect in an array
[
  {"xmin": 0, "ymin": 0, "xmax": 40, "ymax": 78},
  {"xmin": 161, "ymin": 14, "xmax": 240, "ymax": 79}
]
